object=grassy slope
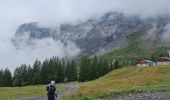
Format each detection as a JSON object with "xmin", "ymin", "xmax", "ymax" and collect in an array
[
  {"xmin": 0, "ymin": 84, "xmax": 64, "ymax": 100},
  {"xmin": 65, "ymin": 66, "xmax": 170, "ymax": 100}
]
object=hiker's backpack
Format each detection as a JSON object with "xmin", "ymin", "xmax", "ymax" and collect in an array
[{"xmin": 47, "ymin": 85, "xmax": 56, "ymax": 95}]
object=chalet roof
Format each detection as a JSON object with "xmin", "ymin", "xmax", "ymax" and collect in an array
[
  {"xmin": 143, "ymin": 60, "xmax": 155, "ymax": 63},
  {"xmin": 136, "ymin": 60, "xmax": 155, "ymax": 64},
  {"xmin": 157, "ymin": 57, "xmax": 170, "ymax": 61}
]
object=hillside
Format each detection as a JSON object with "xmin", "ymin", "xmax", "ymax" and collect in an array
[
  {"xmin": 102, "ymin": 30, "xmax": 170, "ymax": 66},
  {"xmin": 1, "ymin": 66, "xmax": 170, "ymax": 100},
  {"xmin": 65, "ymin": 66, "xmax": 170, "ymax": 100}
]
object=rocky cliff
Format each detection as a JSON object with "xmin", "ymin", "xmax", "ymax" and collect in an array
[{"xmin": 14, "ymin": 12, "xmax": 170, "ymax": 55}]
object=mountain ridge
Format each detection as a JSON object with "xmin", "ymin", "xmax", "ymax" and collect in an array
[{"xmin": 14, "ymin": 12, "xmax": 146, "ymax": 55}]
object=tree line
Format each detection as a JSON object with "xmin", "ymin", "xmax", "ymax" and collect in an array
[
  {"xmin": 0, "ymin": 56, "xmax": 120, "ymax": 87},
  {"xmin": 0, "ymin": 68, "xmax": 12, "ymax": 87},
  {"xmin": 79, "ymin": 56, "xmax": 119, "ymax": 81}
]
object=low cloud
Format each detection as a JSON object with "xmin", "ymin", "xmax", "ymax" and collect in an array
[
  {"xmin": 145, "ymin": 23, "xmax": 158, "ymax": 41},
  {"xmin": 0, "ymin": 37, "xmax": 80, "ymax": 72},
  {"xmin": 0, "ymin": 0, "xmax": 170, "ymax": 71},
  {"xmin": 144, "ymin": 21, "xmax": 170, "ymax": 45},
  {"xmin": 162, "ymin": 24, "xmax": 170, "ymax": 43}
]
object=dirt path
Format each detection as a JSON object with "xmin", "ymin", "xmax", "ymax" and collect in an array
[{"xmin": 17, "ymin": 84, "xmax": 79, "ymax": 100}]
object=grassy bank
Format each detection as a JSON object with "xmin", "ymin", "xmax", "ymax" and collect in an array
[
  {"xmin": 0, "ymin": 83, "xmax": 64, "ymax": 100},
  {"xmin": 65, "ymin": 66, "xmax": 170, "ymax": 100},
  {"xmin": 1, "ymin": 66, "xmax": 170, "ymax": 100}
]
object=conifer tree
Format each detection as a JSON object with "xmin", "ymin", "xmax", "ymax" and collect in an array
[
  {"xmin": 40, "ymin": 59, "xmax": 50, "ymax": 84},
  {"xmin": 0, "ymin": 69, "xmax": 3, "ymax": 86},
  {"xmin": 65, "ymin": 60, "xmax": 71, "ymax": 81},
  {"xmin": 13, "ymin": 64, "xmax": 29, "ymax": 86},
  {"xmin": 70, "ymin": 60, "xmax": 77, "ymax": 81},
  {"xmin": 79, "ymin": 56, "xmax": 88, "ymax": 82},
  {"xmin": 91, "ymin": 56, "xmax": 98, "ymax": 80},
  {"xmin": 32, "ymin": 59, "xmax": 41, "ymax": 84},
  {"xmin": 0, "ymin": 68, "xmax": 12, "ymax": 87},
  {"xmin": 26, "ymin": 65, "xmax": 33, "ymax": 85},
  {"xmin": 114, "ymin": 60, "xmax": 120, "ymax": 69}
]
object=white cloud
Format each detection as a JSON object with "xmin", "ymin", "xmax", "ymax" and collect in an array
[
  {"xmin": 1, "ymin": 0, "xmax": 170, "ymax": 34},
  {"xmin": 162, "ymin": 24, "xmax": 170, "ymax": 42},
  {"xmin": 0, "ymin": 0, "xmax": 170, "ymax": 71},
  {"xmin": 0, "ymin": 37, "xmax": 80, "ymax": 72}
]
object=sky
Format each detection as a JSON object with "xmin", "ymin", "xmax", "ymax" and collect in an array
[{"xmin": 0, "ymin": 0, "xmax": 170, "ymax": 72}]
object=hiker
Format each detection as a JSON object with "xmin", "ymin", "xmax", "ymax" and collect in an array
[{"xmin": 46, "ymin": 81, "xmax": 57, "ymax": 100}]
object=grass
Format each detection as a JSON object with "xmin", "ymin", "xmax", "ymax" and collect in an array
[
  {"xmin": 1, "ymin": 66, "xmax": 170, "ymax": 100},
  {"xmin": 0, "ymin": 83, "xmax": 65, "ymax": 100},
  {"xmin": 64, "ymin": 66, "xmax": 170, "ymax": 100}
]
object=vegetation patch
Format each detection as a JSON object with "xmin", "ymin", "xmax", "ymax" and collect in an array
[
  {"xmin": 0, "ymin": 84, "xmax": 64, "ymax": 100},
  {"xmin": 65, "ymin": 66, "xmax": 170, "ymax": 100}
]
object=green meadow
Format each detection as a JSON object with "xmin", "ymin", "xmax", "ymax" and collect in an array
[
  {"xmin": 64, "ymin": 66, "xmax": 170, "ymax": 100},
  {"xmin": 1, "ymin": 66, "xmax": 170, "ymax": 100},
  {"xmin": 0, "ymin": 84, "xmax": 64, "ymax": 100}
]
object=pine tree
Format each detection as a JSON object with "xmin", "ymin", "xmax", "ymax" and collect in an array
[
  {"xmin": 13, "ymin": 67, "xmax": 20, "ymax": 87},
  {"xmin": 0, "ymin": 69, "xmax": 4, "ymax": 86},
  {"xmin": 32, "ymin": 59, "xmax": 41, "ymax": 84},
  {"xmin": 3, "ymin": 68, "xmax": 12, "ymax": 87},
  {"xmin": 48, "ymin": 57, "xmax": 57, "ymax": 81},
  {"xmin": 114, "ymin": 60, "xmax": 120, "ymax": 69},
  {"xmin": 40, "ymin": 59, "xmax": 50, "ymax": 84},
  {"xmin": 21, "ymin": 64, "xmax": 29, "ymax": 86},
  {"xmin": 65, "ymin": 60, "xmax": 71, "ymax": 81},
  {"xmin": 26, "ymin": 65, "xmax": 33, "ymax": 85},
  {"xmin": 13, "ymin": 64, "xmax": 29, "ymax": 86},
  {"xmin": 151, "ymin": 53, "xmax": 157, "ymax": 62},
  {"xmin": 61, "ymin": 59, "xmax": 67, "ymax": 82},
  {"xmin": 57, "ymin": 59, "xmax": 65, "ymax": 82},
  {"xmin": 103, "ymin": 60, "xmax": 109, "ymax": 74},
  {"xmin": 70, "ymin": 60, "xmax": 77, "ymax": 81},
  {"xmin": 79, "ymin": 56, "xmax": 88, "ymax": 82},
  {"xmin": 91, "ymin": 56, "xmax": 98, "ymax": 80}
]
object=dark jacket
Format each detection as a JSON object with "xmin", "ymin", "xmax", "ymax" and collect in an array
[{"xmin": 46, "ymin": 84, "xmax": 56, "ymax": 95}]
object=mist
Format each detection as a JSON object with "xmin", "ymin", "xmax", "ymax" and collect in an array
[
  {"xmin": 0, "ymin": 37, "xmax": 80, "ymax": 72},
  {"xmin": 162, "ymin": 24, "xmax": 170, "ymax": 43},
  {"xmin": 0, "ymin": 0, "xmax": 170, "ymax": 71}
]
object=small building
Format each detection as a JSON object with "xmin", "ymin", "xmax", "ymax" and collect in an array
[
  {"xmin": 136, "ymin": 60, "xmax": 155, "ymax": 67},
  {"xmin": 157, "ymin": 57, "xmax": 170, "ymax": 66}
]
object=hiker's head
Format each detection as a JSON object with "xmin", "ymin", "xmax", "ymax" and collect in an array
[{"xmin": 50, "ymin": 81, "xmax": 55, "ymax": 86}]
